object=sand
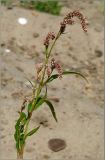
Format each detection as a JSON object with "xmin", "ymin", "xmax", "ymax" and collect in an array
[{"xmin": 0, "ymin": 0, "xmax": 104, "ymax": 159}]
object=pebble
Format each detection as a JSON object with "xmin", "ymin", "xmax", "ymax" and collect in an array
[
  {"xmin": 40, "ymin": 120, "xmax": 49, "ymax": 127},
  {"xmin": 1, "ymin": 43, "xmax": 5, "ymax": 47},
  {"xmin": 7, "ymin": 6, "xmax": 13, "ymax": 10},
  {"xmin": 48, "ymin": 138, "xmax": 66, "ymax": 152},
  {"xmin": 18, "ymin": 17, "xmax": 28, "ymax": 25},
  {"xmin": 43, "ymin": 154, "xmax": 50, "ymax": 159},
  {"xmin": 95, "ymin": 49, "xmax": 103, "ymax": 57},
  {"xmin": 33, "ymin": 33, "xmax": 39, "ymax": 38}
]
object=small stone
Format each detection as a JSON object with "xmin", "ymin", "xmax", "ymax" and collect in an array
[
  {"xmin": 7, "ymin": 6, "xmax": 13, "ymax": 10},
  {"xmin": 95, "ymin": 49, "xmax": 103, "ymax": 57},
  {"xmin": 33, "ymin": 33, "xmax": 39, "ymax": 38},
  {"xmin": 1, "ymin": 43, "xmax": 5, "ymax": 47},
  {"xmin": 43, "ymin": 155, "xmax": 50, "ymax": 159},
  {"xmin": 33, "ymin": 142, "xmax": 36, "ymax": 146},
  {"xmin": 48, "ymin": 138, "xmax": 66, "ymax": 152},
  {"xmin": 40, "ymin": 120, "xmax": 49, "ymax": 127}
]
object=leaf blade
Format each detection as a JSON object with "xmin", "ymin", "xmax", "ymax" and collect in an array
[
  {"xmin": 25, "ymin": 126, "xmax": 40, "ymax": 138},
  {"xmin": 62, "ymin": 71, "xmax": 88, "ymax": 82},
  {"xmin": 45, "ymin": 70, "xmax": 88, "ymax": 84},
  {"xmin": 35, "ymin": 97, "xmax": 45, "ymax": 110},
  {"xmin": 44, "ymin": 99, "xmax": 57, "ymax": 122}
]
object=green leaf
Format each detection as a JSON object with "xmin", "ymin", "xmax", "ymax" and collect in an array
[
  {"xmin": 19, "ymin": 134, "xmax": 25, "ymax": 147},
  {"xmin": 16, "ymin": 141, "xmax": 19, "ymax": 150},
  {"xmin": 25, "ymin": 126, "xmax": 40, "ymax": 138},
  {"xmin": 35, "ymin": 96, "xmax": 45, "ymax": 110},
  {"xmin": 34, "ymin": 97, "xmax": 57, "ymax": 122},
  {"xmin": 62, "ymin": 71, "xmax": 88, "ymax": 82},
  {"xmin": 45, "ymin": 71, "xmax": 88, "ymax": 84},
  {"xmin": 46, "ymin": 74, "xmax": 58, "ymax": 83},
  {"xmin": 28, "ymin": 102, "xmax": 33, "ymax": 113},
  {"xmin": 28, "ymin": 97, "xmax": 45, "ymax": 111},
  {"xmin": 14, "ymin": 112, "xmax": 26, "ymax": 142},
  {"xmin": 44, "ymin": 99, "xmax": 57, "ymax": 122},
  {"xmin": 14, "ymin": 122, "xmax": 20, "ymax": 150}
]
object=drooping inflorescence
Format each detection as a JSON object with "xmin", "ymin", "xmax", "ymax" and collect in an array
[{"xmin": 60, "ymin": 10, "xmax": 88, "ymax": 34}]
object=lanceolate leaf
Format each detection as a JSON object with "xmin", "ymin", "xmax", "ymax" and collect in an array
[
  {"xmin": 35, "ymin": 97, "xmax": 45, "ymax": 109},
  {"xmin": 62, "ymin": 71, "xmax": 88, "ymax": 82},
  {"xmin": 25, "ymin": 77, "xmax": 34, "ymax": 88},
  {"xmin": 45, "ymin": 71, "xmax": 88, "ymax": 83},
  {"xmin": 20, "ymin": 134, "xmax": 25, "ymax": 148},
  {"xmin": 28, "ymin": 102, "xmax": 33, "ymax": 113},
  {"xmin": 15, "ymin": 112, "xmax": 26, "ymax": 135},
  {"xmin": 25, "ymin": 126, "xmax": 40, "ymax": 139},
  {"xmin": 14, "ymin": 112, "xmax": 27, "ymax": 150},
  {"xmin": 34, "ymin": 97, "xmax": 57, "ymax": 122},
  {"xmin": 46, "ymin": 74, "xmax": 58, "ymax": 83},
  {"xmin": 44, "ymin": 100, "xmax": 57, "ymax": 122}
]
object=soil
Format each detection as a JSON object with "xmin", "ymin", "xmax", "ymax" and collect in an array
[{"xmin": 0, "ymin": 0, "xmax": 104, "ymax": 160}]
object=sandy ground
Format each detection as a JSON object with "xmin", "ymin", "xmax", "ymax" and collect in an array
[{"xmin": 0, "ymin": 0, "xmax": 104, "ymax": 160}]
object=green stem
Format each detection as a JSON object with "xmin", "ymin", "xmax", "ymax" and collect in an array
[
  {"xmin": 47, "ymin": 31, "xmax": 61, "ymax": 58},
  {"xmin": 24, "ymin": 119, "xmax": 30, "ymax": 137}
]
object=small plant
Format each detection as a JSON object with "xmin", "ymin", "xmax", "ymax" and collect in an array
[
  {"xmin": 20, "ymin": 0, "xmax": 62, "ymax": 15},
  {"xmin": 14, "ymin": 10, "xmax": 88, "ymax": 160}
]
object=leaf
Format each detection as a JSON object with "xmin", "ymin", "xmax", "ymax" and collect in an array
[
  {"xmin": 19, "ymin": 134, "xmax": 25, "ymax": 147},
  {"xmin": 14, "ymin": 122, "xmax": 20, "ymax": 150},
  {"xmin": 34, "ymin": 97, "xmax": 57, "ymax": 122},
  {"xmin": 44, "ymin": 99, "xmax": 57, "ymax": 122},
  {"xmin": 28, "ymin": 97, "xmax": 45, "ymax": 111},
  {"xmin": 25, "ymin": 77, "xmax": 34, "ymax": 88},
  {"xmin": 45, "ymin": 71, "xmax": 88, "ymax": 84},
  {"xmin": 35, "ymin": 96, "xmax": 45, "ymax": 109},
  {"xmin": 44, "ymin": 84, "xmax": 47, "ymax": 98},
  {"xmin": 14, "ymin": 112, "xmax": 26, "ymax": 142},
  {"xmin": 16, "ymin": 141, "xmax": 19, "ymax": 150},
  {"xmin": 46, "ymin": 74, "xmax": 59, "ymax": 83},
  {"xmin": 25, "ymin": 126, "xmax": 40, "ymax": 138},
  {"xmin": 35, "ymin": 98, "xmax": 45, "ymax": 109},
  {"xmin": 62, "ymin": 71, "xmax": 88, "ymax": 82},
  {"xmin": 28, "ymin": 102, "xmax": 33, "ymax": 113}
]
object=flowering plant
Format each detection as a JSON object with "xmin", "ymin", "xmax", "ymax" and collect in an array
[{"xmin": 14, "ymin": 10, "xmax": 88, "ymax": 160}]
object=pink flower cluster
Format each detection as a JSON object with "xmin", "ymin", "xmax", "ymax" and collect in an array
[
  {"xmin": 46, "ymin": 66, "xmax": 52, "ymax": 77},
  {"xmin": 60, "ymin": 10, "xmax": 88, "ymax": 33},
  {"xmin": 51, "ymin": 58, "xmax": 63, "ymax": 78},
  {"xmin": 44, "ymin": 32, "xmax": 55, "ymax": 48}
]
